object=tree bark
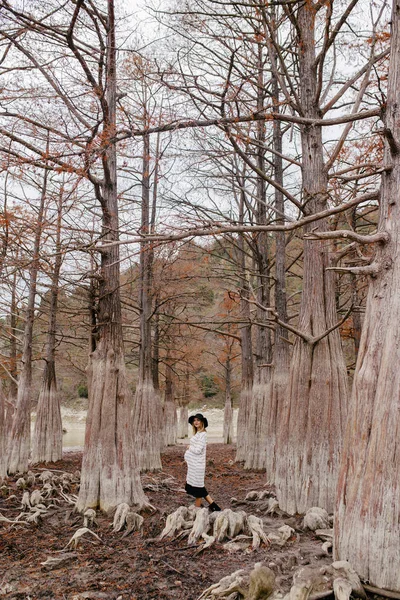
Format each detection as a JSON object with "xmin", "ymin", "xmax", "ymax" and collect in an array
[
  {"xmin": 334, "ymin": 0, "xmax": 400, "ymax": 589},
  {"xmin": 275, "ymin": 3, "xmax": 348, "ymax": 514},
  {"xmin": 245, "ymin": 43, "xmax": 272, "ymax": 470},
  {"xmin": 0, "ymin": 391, "xmax": 6, "ymax": 480},
  {"xmin": 266, "ymin": 40, "xmax": 290, "ymax": 483},
  {"xmin": 178, "ymin": 368, "xmax": 190, "ymax": 439},
  {"xmin": 32, "ymin": 191, "xmax": 63, "ymax": 464},
  {"xmin": 223, "ymin": 354, "xmax": 234, "ymax": 444},
  {"xmin": 163, "ymin": 357, "xmax": 177, "ymax": 446},
  {"xmin": 132, "ymin": 131, "xmax": 162, "ymax": 471},
  {"xmin": 76, "ymin": 0, "xmax": 146, "ymax": 512},
  {"xmin": 235, "ymin": 229, "xmax": 254, "ymax": 462},
  {"xmin": 7, "ymin": 167, "xmax": 47, "ymax": 474}
]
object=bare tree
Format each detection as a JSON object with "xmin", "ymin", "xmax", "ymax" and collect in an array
[
  {"xmin": 32, "ymin": 187, "xmax": 64, "ymax": 464},
  {"xmin": 334, "ymin": 0, "xmax": 400, "ymax": 589},
  {"xmin": 7, "ymin": 166, "xmax": 47, "ymax": 474}
]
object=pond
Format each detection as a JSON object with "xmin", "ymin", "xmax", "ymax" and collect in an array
[{"xmin": 58, "ymin": 407, "xmax": 238, "ymax": 450}]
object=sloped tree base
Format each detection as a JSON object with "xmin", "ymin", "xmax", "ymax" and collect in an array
[
  {"xmin": 133, "ymin": 378, "xmax": 162, "ymax": 472},
  {"xmin": 76, "ymin": 346, "xmax": 146, "ymax": 513},
  {"xmin": 7, "ymin": 381, "xmax": 31, "ymax": 475},
  {"xmin": 32, "ymin": 375, "xmax": 62, "ymax": 464}
]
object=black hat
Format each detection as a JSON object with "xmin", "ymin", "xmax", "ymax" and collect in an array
[{"xmin": 188, "ymin": 413, "xmax": 208, "ymax": 428}]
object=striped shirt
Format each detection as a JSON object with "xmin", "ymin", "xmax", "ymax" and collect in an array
[{"xmin": 184, "ymin": 431, "xmax": 207, "ymax": 487}]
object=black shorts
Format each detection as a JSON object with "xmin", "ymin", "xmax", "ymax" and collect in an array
[{"xmin": 185, "ymin": 482, "xmax": 208, "ymax": 499}]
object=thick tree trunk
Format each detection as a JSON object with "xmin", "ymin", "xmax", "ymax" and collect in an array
[
  {"xmin": 235, "ymin": 180, "xmax": 254, "ymax": 462},
  {"xmin": 178, "ymin": 405, "xmax": 189, "ymax": 439},
  {"xmin": 77, "ymin": 0, "xmax": 146, "ymax": 511},
  {"xmin": 223, "ymin": 355, "xmax": 234, "ymax": 444},
  {"xmin": 178, "ymin": 369, "xmax": 190, "ymax": 439},
  {"xmin": 334, "ymin": 1, "xmax": 400, "ymax": 589},
  {"xmin": 275, "ymin": 4, "xmax": 348, "ymax": 514},
  {"xmin": 132, "ymin": 132, "xmax": 162, "ymax": 471},
  {"xmin": 0, "ymin": 391, "xmax": 6, "ymax": 480},
  {"xmin": 266, "ymin": 62, "xmax": 290, "ymax": 483},
  {"xmin": 32, "ymin": 192, "xmax": 63, "ymax": 464},
  {"xmin": 7, "ymin": 169, "xmax": 47, "ymax": 474},
  {"xmin": 235, "ymin": 241, "xmax": 253, "ymax": 462},
  {"xmin": 245, "ymin": 43, "xmax": 272, "ymax": 471},
  {"xmin": 163, "ymin": 359, "xmax": 177, "ymax": 447}
]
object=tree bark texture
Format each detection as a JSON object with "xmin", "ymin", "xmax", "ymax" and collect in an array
[
  {"xmin": 275, "ymin": 3, "xmax": 348, "ymax": 514},
  {"xmin": 266, "ymin": 72, "xmax": 290, "ymax": 483},
  {"xmin": 235, "ymin": 235, "xmax": 254, "ymax": 462},
  {"xmin": 7, "ymin": 169, "xmax": 47, "ymax": 474},
  {"xmin": 334, "ymin": 0, "xmax": 400, "ymax": 589},
  {"xmin": 163, "ymin": 359, "xmax": 177, "ymax": 447},
  {"xmin": 245, "ymin": 43, "xmax": 272, "ymax": 471},
  {"xmin": 77, "ymin": 0, "xmax": 146, "ymax": 511},
  {"xmin": 178, "ymin": 405, "xmax": 189, "ymax": 439},
  {"xmin": 32, "ymin": 192, "xmax": 63, "ymax": 464},
  {"xmin": 223, "ymin": 355, "xmax": 234, "ymax": 444},
  {"xmin": 0, "ymin": 391, "xmax": 6, "ymax": 480},
  {"xmin": 235, "ymin": 173, "xmax": 254, "ymax": 462},
  {"xmin": 132, "ymin": 132, "xmax": 162, "ymax": 471}
]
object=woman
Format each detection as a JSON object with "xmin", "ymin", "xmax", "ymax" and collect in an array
[{"xmin": 184, "ymin": 413, "xmax": 221, "ymax": 511}]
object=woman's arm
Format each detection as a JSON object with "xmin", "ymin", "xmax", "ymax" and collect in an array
[{"xmin": 188, "ymin": 432, "xmax": 206, "ymax": 455}]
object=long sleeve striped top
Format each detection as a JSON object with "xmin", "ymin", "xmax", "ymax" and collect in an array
[{"xmin": 184, "ymin": 431, "xmax": 207, "ymax": 487}]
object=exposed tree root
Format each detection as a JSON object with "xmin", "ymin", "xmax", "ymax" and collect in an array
[
  {"xmin": 198, "ymin": 563, "xmax": 276, "ymax": 600},
  {"xmin": 160, "ymin": 505, "xmax": 282, "ymax": 553},
  {"xmin": 83, "ymin": 508, "xmax": 97, "ymax": 528},
  {"xmin": 285, "ymin": 561, "xmax": 366, "ymax": 600},
  {"xmin": 64, "ymin": 527, "xmax": 102, "ymax": 550},
  {"xmin": 302, "ymin": 508, "xmax": 330, "ymax": 531},
  {"xmin": 159, "ymin": 506, "xmax": 197, "ymax": 540},
  {"xmin": 112, "ymin": 503, "xmax": 144, "ymax": 536}
]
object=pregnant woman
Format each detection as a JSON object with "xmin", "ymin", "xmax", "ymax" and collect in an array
[{"xmin": 184, "ymin": 413, "xmax": 221, "ymax": 511}]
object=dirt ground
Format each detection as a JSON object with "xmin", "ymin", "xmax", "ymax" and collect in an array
[{"xmin": 0, "ymin": 444, "xmax": 333, "ymax": 600}]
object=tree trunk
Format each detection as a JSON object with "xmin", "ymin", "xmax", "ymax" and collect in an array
[
  {"xmin": 223, "ymin": 355, "xmax": 234, "ymax": 444},
  {"xmin": 7, "ymin": 168, "xmax": 47, "ymax": 474},
  {"xmin": 76, "ymin": 0, "xmax": 146, "ymax": 511},
  {"xmin": 32, "ymin": 192, "xmax": 63, "ymax": 464},
  {"xmin": 334, "ymin": 1, "xmax": 400, "ymax": 589},
  {"xmin": 275, "ymin": 3, "xmax": 348, "ymax": 514},
  {"xmin": 235, "ymin": 231, "xmax": 254, "ymax": 462},
  {"xmin": 163, "ymin": 358, "xmax": 177, "ymax": 447},
  {"xmin": 132, "ymin": 131, "xmax": 162, "ymax": 471},
  {"xmin": 0, "ymin": 391, "xmax": 6, "ymax": 480},
  {"xmin": 266, "ymin": 46, "xmax": 290, "ymax": 483},
  {"xmin": 245, "ymin": 43, "xmax": 272, "ymax": 471},
  {"xmin": 178, "ymin": 405, "xmax": 189, "ymax": 439},
  {"xmin": 178, "ymin": 368, "xmax": 190, "ymax": 439}
]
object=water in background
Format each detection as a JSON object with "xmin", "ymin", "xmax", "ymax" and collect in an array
[{"xmin": 59, "ymin": 407, "xmax": 238, "ymax": 449}]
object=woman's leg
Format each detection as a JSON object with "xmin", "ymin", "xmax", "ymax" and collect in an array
[
  {"xmin": 205, "ymin": 495, "xmax": 214, "ymax": 504},
  {"xmin": 195, "ymin": 497, "xmax": 203, "ymax": 507}
]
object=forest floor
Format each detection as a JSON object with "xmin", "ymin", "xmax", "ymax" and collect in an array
[{"xmin": 0, "ymin": 444, "xmax": 333, "ymax": 600}]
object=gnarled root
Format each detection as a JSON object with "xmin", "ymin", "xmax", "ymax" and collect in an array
[
  {"xmin": 286, "ymin": 561, "xmax": 366, "ymax": 600},
  {"xmin": 113, "ymin": 503, "xmax": 130, "ymax": 532},
  {"xmin": 267, "ymin": 525, "xmax": 295, "ymax": 547},
  {"xmin": 122, "ymin": 511, "xmax": 144, "ymax": 537},
  {"xmin": 197, "ymin": 568, "xmax": 248, "ymax": 600},
  {"xmin": 193, "ymin": 532, "xmax": 215, "ymax": 556},
  {"xmin": 159, "ymin": 505, "xmax": 196, "ymax": 540},
  {"xmin": 247, "ymin": 515, "xmax": 270, "ymax": 549},
  {"xmin": 188, "ymin": 507, "xmax": 211, "ymax": 545},
  {"xmin": 83, "ymin": 508, "xmax": 97, "ymax": 528},
  {"xmin": 302, "ymin": 508, "xmax": 330, "ymax": 531},
  {"xmin": 64, "ymin": 527, "xmax": 102, "ymax": 550},
  {"xmin": 213, "ymin": 509, "xmax": 247, "ymax": 542},
  {"xmin": 197, "ymin": 563, "xmax": 276, "ymax": 600}
]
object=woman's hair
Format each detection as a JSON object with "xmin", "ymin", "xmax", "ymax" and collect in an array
[{"xmin": 192, "ymin": 421, "xmax": 206, "ymax": 435}]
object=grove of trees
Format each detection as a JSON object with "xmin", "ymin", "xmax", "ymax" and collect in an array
[{"xmin": 0, "ymin": 0, "xmax": 399, "ymax": 591}]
